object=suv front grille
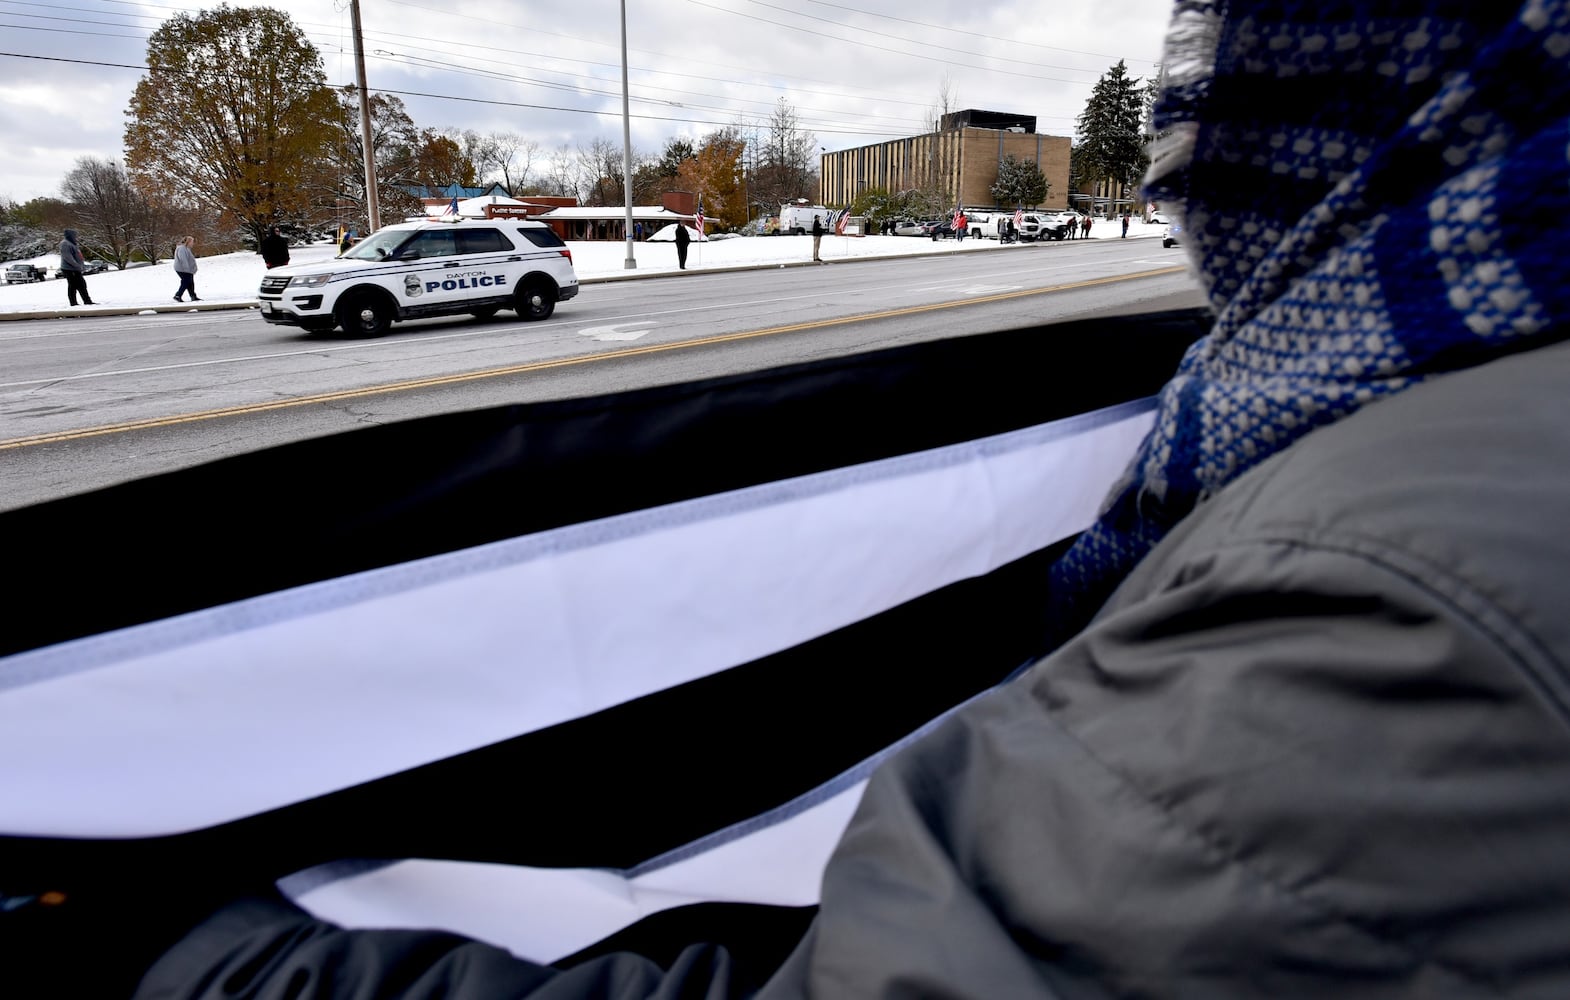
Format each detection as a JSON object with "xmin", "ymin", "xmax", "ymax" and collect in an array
[{"xmin": 259, "ymin": 275, "xmax": 290, "ymax": 294}]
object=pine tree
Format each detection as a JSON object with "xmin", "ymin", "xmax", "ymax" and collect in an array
[
  {"xmin": 124, "ymin": 5, "xmax": 340, "ymax": 244},
  {"xmin": 1075, "ymin": 60, "xmax": 1149, "ymax": 207},
  {"xmin": 989, "ymin": 154, "xmax": 1049, "ymax": 208}
]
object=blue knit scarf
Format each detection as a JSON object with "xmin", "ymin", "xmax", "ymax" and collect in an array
[{"xmin": 1051, "ymin": 0, "xmax": 1570, "ymax": 634}]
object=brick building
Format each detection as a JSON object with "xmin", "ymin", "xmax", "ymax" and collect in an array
[{"xmin": 819, "ymin": 109, "xmax": 1072, "ymax": 212}]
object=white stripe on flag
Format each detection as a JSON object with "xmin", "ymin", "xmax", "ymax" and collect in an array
[
  {"xmin": 287, "ymin": 780, "xmax": 865, "ymax": 964},
  {"xmin": 0, "ymin": 400, "xmax": 1154, "ymax": 837}
]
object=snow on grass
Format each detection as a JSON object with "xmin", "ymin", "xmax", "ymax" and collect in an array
[{"xmin": 0, "ymin": 224, "xmax": 1172, "ymax": 315}]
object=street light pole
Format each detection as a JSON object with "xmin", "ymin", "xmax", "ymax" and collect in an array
[
  {"xmin": 350, "ymin": 0, "xmax": 380, "ymax": 233},
  {"xmin": 619, "ymin": 0, "xmax": 636, "ymax": 269}
]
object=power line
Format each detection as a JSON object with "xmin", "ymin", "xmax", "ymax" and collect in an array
[
  {"xmin": 721, "ymin": 0, "xmax": 1102, "ymax": 75},
  {"xmin": 799, "ymin": 0, "xmax": 1162, "ymax": 65},
  {"xmin": 682, "ymin": 0, "xmax": 1100, "ymax": 86},
  {"xmin": 0, "ymin": 50, "xmax": 921, "ymax": 138}
]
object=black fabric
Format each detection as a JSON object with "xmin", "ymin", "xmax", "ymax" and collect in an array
[
  {"xmin": 0, "ymin": 308, "xmax": 1208, "ymax": 658},
  {"xmin": 0, "ymin": 534, "xmax": 1075, "ymax": 894}
]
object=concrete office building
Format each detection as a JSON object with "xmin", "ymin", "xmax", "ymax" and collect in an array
[{"xmin": 819, "ymin": 110, "xmax": 1072, "ymax": 212}]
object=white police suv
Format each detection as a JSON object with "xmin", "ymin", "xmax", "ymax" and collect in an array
[{"xmin": 258, "ymin": 218, "xmax": 579, "ymax": 335}]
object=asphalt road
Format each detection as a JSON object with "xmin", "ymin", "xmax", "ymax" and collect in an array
[{"xmin": 0, "ymin": 239, "xmax": 1204, "ymax": 510}]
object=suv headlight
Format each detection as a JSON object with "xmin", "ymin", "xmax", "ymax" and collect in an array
[{"xmin": 288, "ymin": 273, "xmax": 333, "ymax": 288}]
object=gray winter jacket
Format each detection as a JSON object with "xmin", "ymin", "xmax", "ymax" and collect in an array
[
  {"xmin": 135, "ymin": 340, "xmax": 1570, "ymax": 998},
  {"xmin": 174, "ymin": 244, "xmax": 197, "ymax": 275},
  {"xmin": 58, "ymin": 230, "xmax": 84, "ymax": 272}
]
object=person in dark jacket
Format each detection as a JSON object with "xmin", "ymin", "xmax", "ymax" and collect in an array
[
  {"xmin": 810, "ymin": 215, "xmax": 823, "ymax": 262},
  {"xmin": 57, "ymin": 228, "xmax": 94, "ymax": 306},
  {"xmin": 260, "ymin": 227, "xmax": 290, "ymax": 269},
  {"xmin": 674, "ymin": 222, "xmax": 691, "ymax": 269},
  {"xmin": 19, "ymin": 1, "xmax": 1570, "ymax": 996}
]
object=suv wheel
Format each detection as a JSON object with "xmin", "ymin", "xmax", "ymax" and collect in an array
[
  {"xmin": 515, "ymin": 278, "xmax": 556, "ymax": 321},
  {"xmin": 337, "ymin": 291, "xmax": 395, "ymax": 337}
]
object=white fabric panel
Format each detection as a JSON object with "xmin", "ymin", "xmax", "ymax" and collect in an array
[
  {"xmin": 0, "ymin": 402, "xmax": 1153, "ymax": 837},
  {"xmin": 289, "ymin": 779, "xmax": 869, "ymax": 964}
]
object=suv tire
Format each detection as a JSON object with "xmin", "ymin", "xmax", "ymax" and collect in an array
[
  {"xmin": 516, "ymin": 278, "xmax": 557, "ymax": 321},
  {"xmin": 337, "ymin": 290, "xmax": 395, "ymax": 337}
]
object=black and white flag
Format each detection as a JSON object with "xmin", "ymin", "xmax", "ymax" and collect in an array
[{"xmin": 1, "ymin": 308, "xmax": 1207, "ymax": 968}]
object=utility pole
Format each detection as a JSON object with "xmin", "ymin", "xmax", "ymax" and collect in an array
[
  {"xmin": 351, "ymin": 0, "xmax": 381, "ymax": 233},
  {"xmin": 619, "ymin": 0, "xmax": 637, "ymax": 269}
]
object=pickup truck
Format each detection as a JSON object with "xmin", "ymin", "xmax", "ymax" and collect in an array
[{"xmin": 4, "ymin": 263, "xmax": 51, "ymax": 283}]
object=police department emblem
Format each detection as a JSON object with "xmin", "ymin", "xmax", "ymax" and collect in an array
[{"xmin": 404, "ymin": 274, "xmax": 423, "ymax": 297}]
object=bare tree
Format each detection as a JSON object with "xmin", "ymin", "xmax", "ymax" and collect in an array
[
  {"xmin": 326, "ymin": 87, "xmax": 424, "ymax": 233},
  {"xmin": 575, "ymin": 137, "xmax": 626, "ymax": 206},
  {"xmin": 927, "ymin": 73, "xmax": 959, "ymax": 131},
  {"xmin": 534, "ymin": 145, "xmax": 580, "ymax": 199},
  {"xmin": 478, "ymin": 131, "xmax": 539, "ymax": 193},
  {"xmin": 755, "ymin": 98, "xmax": 817, "ymax": 207},
  {"xmin": 59, "ymin": 157, "xmax": 147, "ymax": 268}
]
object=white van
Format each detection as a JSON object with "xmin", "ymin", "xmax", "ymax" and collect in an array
[{"xmin": 778, "ymin": 202, "xmax": 833, "ymax": 236}]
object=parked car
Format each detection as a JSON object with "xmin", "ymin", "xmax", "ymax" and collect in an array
[
  {"xmin": 928, "ymin": 220, "xmax": 957, "ymax": 240},
  {"xmin": 4, "ymin": 263, "xmax": 50, "ymax": 284},
  {"xmin": 81, "ymin": 260, "xmax": 109, "ymax": 275},
  {"xmin": 1017, "ymin": 212, "xmax": 1072, "ymax": 242},
  {"xmin": 1040, "ymin": 211, "xmax": 1079, "ymax": 240},
  {"xmin": 1163, "ymin": 220, "xmax": 1184, "ymax": 248},
  {"xmin": 891, "ymin": 219, "xmax": 926, "ymax": 237}
]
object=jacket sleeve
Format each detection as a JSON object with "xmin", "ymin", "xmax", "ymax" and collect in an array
[
  {"xmin": 134, "ymin": 895, "xmax": 744, "ymax": 1000},
  {"xmin": 759, "ymin": 532, "xmax": 1570, "ymax": 998}
]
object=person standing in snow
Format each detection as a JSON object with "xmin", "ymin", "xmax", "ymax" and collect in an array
[
  {"xmin": 674, "ymin": 222, "xmax": 691, "ymax": 269},
  {"xmin": 58, "ymin": 228, "xmax": 94, "ymax": 306},
  {"xmin": 260, "ymin": 227, "xmax": 290, "ymax": 269}
]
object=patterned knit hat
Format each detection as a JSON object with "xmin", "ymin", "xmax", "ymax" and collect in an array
[{"xmin": 1052, "ymin": 0, "xmax": 1570, "ymax": 634}]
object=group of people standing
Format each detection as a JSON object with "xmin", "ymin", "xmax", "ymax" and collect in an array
[{"xmin": 50, "ymin": 227, "xmax": 294, "ymax": 308}]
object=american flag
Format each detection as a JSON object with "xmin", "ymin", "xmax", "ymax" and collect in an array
[
  {"xmin": 443, "ymin": 196, "xmax": 460, "ymax": 217},
  {"xmin": 834, "ymin": 209, "xmax": 849, "ymax": 235},
  {"xmin": 694, "ymin": 197, "xmax": 704, "ymax": 237},
  {"xmin": 1014, "ymin": 208, "xmax": 1024, "ymax": 230},
  {"xmin": 951, "ymin": 207, "xmax": 963, "ymax": 231}
]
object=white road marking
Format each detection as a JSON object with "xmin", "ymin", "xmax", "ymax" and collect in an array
[
  {"xmin": 959, "ymin": 284, "xmax": 1023, "ymax": 296},
  {"xmin": 578, "ymin": 321, "xmax": 656, "ymax": 342}
]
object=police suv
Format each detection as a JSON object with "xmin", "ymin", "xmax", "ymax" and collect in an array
[{"xmin": 258, "ymin": 218, "xmax": 579, "ymax": 336}]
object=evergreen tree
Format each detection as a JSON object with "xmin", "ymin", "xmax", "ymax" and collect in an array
[
  {"xmin": 124, "ymin": 5, "xmax": 340, "ymax": 244},
  {"xmin": 989, "ymin": 154, "xmax": 1049, "ymax": 208},
  {"xmin": 1076, "ymin": 60, "xmax": 1149, "ymax": 206}
]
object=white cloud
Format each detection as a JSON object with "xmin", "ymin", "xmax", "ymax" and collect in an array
[{"xmin": 0, "ymin": 0, "xmax": 1174, "ymax": 201}]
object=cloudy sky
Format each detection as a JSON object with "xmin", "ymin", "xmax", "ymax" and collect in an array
[{"xmin": 0, "ymin": 0, "xmax": 1174, "ymax": 204}]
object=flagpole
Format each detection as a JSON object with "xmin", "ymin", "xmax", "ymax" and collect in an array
[{"xmin": 619, "ymin": 0, "xmax": 636, "ymax": 270}]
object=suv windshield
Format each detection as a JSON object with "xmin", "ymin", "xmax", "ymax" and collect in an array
[{"xmin": 341, "ymin": 229, "xmax": 413, "ymax": 261}]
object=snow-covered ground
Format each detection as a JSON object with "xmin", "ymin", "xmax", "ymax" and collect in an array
[{"xmin": 0, "ymin": 222, "xmax": 1172, "ymax": 316}]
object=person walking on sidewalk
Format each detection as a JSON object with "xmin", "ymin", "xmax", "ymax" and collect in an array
[
  {"xmin": 173, "ymin": 236, "xmax": 200, "ymax": 302},
  {"xmin": 58, "ymin": 228, "xmax": 94, "ymax": 306},
  {"xmin": 1081, "ymin": 214, "xmax": 1093, "ymax": 240}
]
